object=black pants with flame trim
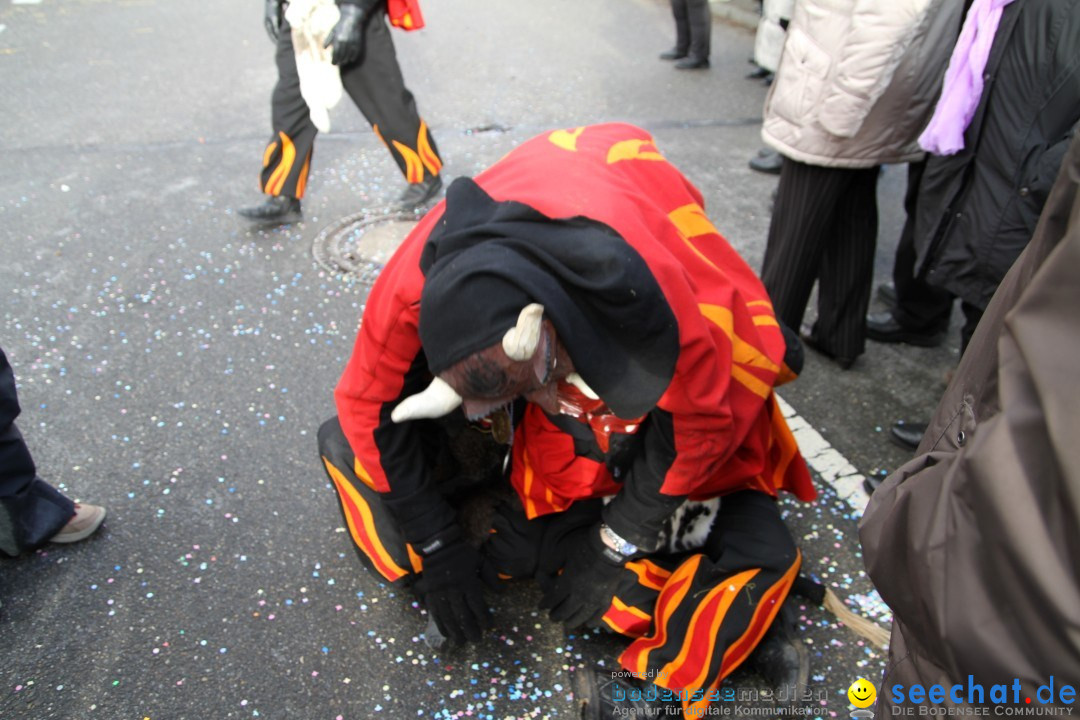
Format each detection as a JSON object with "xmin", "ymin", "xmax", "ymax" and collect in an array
[
  {"xmin": 319, "ymin": 418, "xmax": 799, "ymax": 716},
  {"xmin": 261, "ymin": 13, "xmax": 442, "ymax": 199}
]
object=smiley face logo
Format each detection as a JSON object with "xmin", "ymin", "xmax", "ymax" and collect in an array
[{"xmin": 848, "ymin": 678, "xmax": 877, "ymax": 708}]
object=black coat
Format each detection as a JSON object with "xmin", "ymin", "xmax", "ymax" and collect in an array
[{"xmin": 915, "ymin": 0, "xmax": 1080, "ymax": 310}]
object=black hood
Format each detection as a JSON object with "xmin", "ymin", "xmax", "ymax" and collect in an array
[{"xmin": 418, "ymin": 177, "xmax": 679, "ymax": 419}]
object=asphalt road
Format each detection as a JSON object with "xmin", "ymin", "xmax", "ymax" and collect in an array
[{"xmin": 0, "ymin": 0, "xmax": 963, "ymax": 718}]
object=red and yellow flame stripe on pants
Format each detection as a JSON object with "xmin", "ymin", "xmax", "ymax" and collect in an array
[
  {"xmin": 610, "ymin": 493, "xmax": 801, "ymax": 716},
  {"xmin": 515, "ymin": 491, "xmax": 801, "ymax": 717},
  {"xmin": 318, "ymin": 416, "xmax": 423, "ymax": 581},
  {"xmin": 259, "ymin": 12, "xmax": 442, "ymax": 199}
]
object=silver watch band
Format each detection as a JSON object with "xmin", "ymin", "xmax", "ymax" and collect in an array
[{"xmin": 599, "ymin": 523, "xmax": 639, "ymax": 557}]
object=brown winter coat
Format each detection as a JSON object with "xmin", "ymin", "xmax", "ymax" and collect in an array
[{"xmin": 859, "ymin": 134, "xmax": 1080, "ymax": 710}]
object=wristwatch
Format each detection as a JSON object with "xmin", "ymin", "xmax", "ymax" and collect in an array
[{"xmin": 599, "ymin": 523, "xmax": 639, "ymax": 558}]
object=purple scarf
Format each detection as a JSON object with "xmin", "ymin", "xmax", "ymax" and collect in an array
[{"xmin": 918, "ymin": 0, "xmax": 1017, "ymax": 155}]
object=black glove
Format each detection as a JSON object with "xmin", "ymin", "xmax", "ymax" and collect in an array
[
  {"xmin": 263, "ymin": 0, "xmax": 284, "ymax": 43},
  {"xmin": 324, "ymin": 4, "xmax": 366, "ymax": 66},
  {"xmin": 414, "ymin": 536, "xmax": 497, "ymax": 645},
  {"xmin": 539, "ymin": 523, "xmax": 627, "ymax": 629},
  {"xmin": 483, "ymin": 502, "xmax": 545, "ymax": 580},
  {"xmin": 535, "ymin": 499, "xmax": 603, "ymax": 594}
]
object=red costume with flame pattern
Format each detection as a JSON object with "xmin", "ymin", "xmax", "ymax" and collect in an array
[{"xmin": 321, "ymin": 123, "xmax": 814, "ymax": 714}]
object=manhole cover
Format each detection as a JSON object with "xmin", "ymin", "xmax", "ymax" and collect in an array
[{"xmin": 312, "ymin": 211, "xmax": 419, "ymax": 279}]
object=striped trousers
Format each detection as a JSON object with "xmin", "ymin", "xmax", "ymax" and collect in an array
[
  {"xmin": 259, "ymin": 12, "xmax": 442, "ymax": 199},
  {"xmin": 760, "ymin": 158, "xmax": 880, "ymax": 362},
  {"xmin": 319, "ymin": 417, "xmax": 800, "ymax": 717}
]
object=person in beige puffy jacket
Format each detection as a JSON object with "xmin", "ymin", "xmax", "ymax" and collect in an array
[{"xmin": 758, "ymin": 0, "xmax": 962, "ymax": 368}]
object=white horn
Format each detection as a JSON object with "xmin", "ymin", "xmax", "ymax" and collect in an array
[
  {"xmin": 390, "ymin": 376, "xmax": 463, "ymax": 423},
  {"xmin": 502, "ymin": 303, "xmax": 545, "ymax": 361},
  {"xmin": 567, "ymin": 372, "xmax": 599, "ymax": 400}
]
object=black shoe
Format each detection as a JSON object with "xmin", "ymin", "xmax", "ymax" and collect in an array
[
  {"xmin": 746, "ymin": 66, "xmax": 771, "ymax": 79},
  {"xmin": 889, "ymin": 421, "xmax": 927, "ymax": 451},
  {"xmin": 659, "ymin": 48, "xmax": 688, "ymax": 60},
  {"xmin": 675, "ymin": 56, "xmax": 709, "ymax": 70},
  {"xmin": 864, "ymin": 474, "xmax": 885, "ymax": 495},
  {"xmin": 573, "ymin": 666, "xmax": 678, "ymax": 719},
  {"xmin": 749, "ymin": 149, "xmax": 782, "ymax": 175},
  {"xmin": 800, "ymin": 330, "xmax": 856, "ymax": 370},
  {"xmin": 865, "ymin": 312, "xmax": 944, "ymax": 347},
  {"xmin": 749, "ymin": 602, "xmax": 810, "ymax": 702},
  {"xmin": 395, "ymin": 174, "xmax": 443, "ymax": 211},
  {"xmin": 876, "ymin": 282, "xmax": 897, "ymax": 306},
  {"xmin": 238, "ymin": 195, "xmax": 302, "ymax": 223}
]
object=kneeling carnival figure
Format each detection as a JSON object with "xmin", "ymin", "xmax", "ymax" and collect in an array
[{"xmin": 319, "ymin": 123, "xmax": 817, "ymax": 717}]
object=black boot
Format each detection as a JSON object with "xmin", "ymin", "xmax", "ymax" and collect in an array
[
  {"xmin": 238, "ymin": 195, "xmax": 302, "ymax": 223},
  {"xmin": 573, "ymin": 666, "xmax": 680, "ymax": 719},
  {"xmin": 749, "ymin": 602, "xmax": 810, "ymax": 703},
  {"xmin": 395, "ymin": 174, "xmax": 443, "ymax": 211},
  {"xmin": 866, "ymin": 312, "xmax": 945, "ymax": 347},
  {"xmin": 889, "ymin": 420, "xmax": 927, "ymax": 450}
]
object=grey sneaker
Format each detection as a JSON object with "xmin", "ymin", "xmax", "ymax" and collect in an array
[{"xmin": 50, "ymin": 503, "xmax": 106, "ymax": 543}]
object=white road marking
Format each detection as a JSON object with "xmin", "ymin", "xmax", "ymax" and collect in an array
[{"xmin": 777, "ymin": 395, "xmax": 871, "ymax": 515}]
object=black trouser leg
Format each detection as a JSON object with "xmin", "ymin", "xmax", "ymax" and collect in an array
[
  {"xmin": 260, "ymin": 23, "xmax": 318, "ymax": 199},
  {"xmin": 815, "ymin": 165, "xmax": 879, "ymax": 360},
  {"xmin": 762, "ymin": 159, "xmax": 877, "ymax": 359},
  {"xmin": 685, "ymin": 0, "xmax": 712, "ymax": 60},
  {"xmin": 0, "ymin": 348, "xmax": 74, "ymax": 556},
  {"xmin": 890, "ymin": 161, "xmax": 953, "ymax": 332},
  {"xmin": 669, "ymin": 0, "xmax": 690, "ymax": 54},
  {"xmin": 617, "ymin": 491, "xmax": 800, "ymax": 713},
  {"xmin": 341, "ymin": 14, "xmax": 441, "ymax": 184},
  {"xmin": 762, "ymin": 159, "xmax": 833, "ymax": 332}
]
